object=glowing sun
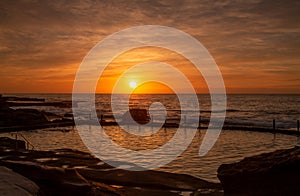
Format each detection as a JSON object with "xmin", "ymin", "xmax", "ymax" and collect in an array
[{"xmin": 129, "ymin": 81, "xmax": 137, "ymax": 89}]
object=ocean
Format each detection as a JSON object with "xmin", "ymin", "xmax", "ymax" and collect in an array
[
  {"xmin": 5, "ymin": 94, "xmax": 300, "ymax": 130},
  {"xmin": 1, "ymin": 93, "xmax": 299, "ymax": 182}
]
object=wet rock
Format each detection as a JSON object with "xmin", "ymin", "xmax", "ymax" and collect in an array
[
  {"xmin": 77, "ymin": 168, "xmax": 221, "ymax": 191},
  {"xmin": 0, "ymin": 160, "xmax": 119, "ymax": 196},
  {"xmin": 3, "ymin": 96, "xmax": 45, "ymax": 102},
  {"xmin": 13, "ymin": 109, "xmax": 49, "ymax": 125},
  {"xmin": 0, "ymin": 108, "xmax": 74, "ymax": 132},
  {"xmin": 0, "ymin": 137, "xmax": 26, "ymax": 150},
  {"xmin": 0, "ymin": 137, "xmax": 222, "ymax": 195},
  {"xmin": 7, "ymin": 101, "xmax": 73, "ymax": 108},
  {"xmin": 0, "ymin": 108, "xmax": 48, "ymax": 127},
  {"xmin": 0, "ymin": 97, "xmax": 10, "ymax": 109},
  {"xmin": 64, "ymin": 113, "xmax": 73, "ymax": 118},
  {"xmin": 217, "ymin": 146, "xmax": 300, "ymax": 195},
  {"xmin": 0, "ymin": 166, "xmax": 41, "ymax": 196},
  {"xmin": 122, "ymin": 109, "xmax": 150, "ymax": 124},
  {"xmin": 0, "ymin": 95, "xmax": 75, "ymax": 131},
  {"xmin": 119, "ymin": 187, "xmax": 181, "ymax": 196},
  {"xmin": 191, "ymin": 189, "xmax": 224, "ymax": 196},
  {"xmin": 0, "ymin": 147, "xmax": 112, "ymax": 170}
]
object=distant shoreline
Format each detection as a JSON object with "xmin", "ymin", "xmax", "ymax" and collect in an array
[
  {"xmin": 2, "ymin": 93, "xmax": 300, "ymax": 95},
  {"xmin": 1, "ymin": 94, "xmax": 299, "ymax": 135}
]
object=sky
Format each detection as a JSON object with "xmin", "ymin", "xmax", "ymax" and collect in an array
[{"xmin": 0, "ymin": 0, "xmax": 299, "ymax": 94}]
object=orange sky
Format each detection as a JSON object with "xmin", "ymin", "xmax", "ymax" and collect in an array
[
  {"xmin": 0, "ymin": 0, "xmax": 299, "ymax": 94},
  {"xmin": 96, "ymin": 47, "xmax": 207, "ymax": 94}
]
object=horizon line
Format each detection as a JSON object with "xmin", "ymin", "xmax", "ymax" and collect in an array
[{"xmin": 2, "ymin": 92, "xmax": 300, "ymax": 95}]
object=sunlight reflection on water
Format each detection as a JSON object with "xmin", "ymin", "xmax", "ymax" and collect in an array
[{"xmin": 1, "ymin": 127, "xmax": 299, "ymax": 182}]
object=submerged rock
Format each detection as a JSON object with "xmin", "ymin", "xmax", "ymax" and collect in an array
[{"xmin": 217, "ymin": 146, "xmax": 300, "ymax": 195}]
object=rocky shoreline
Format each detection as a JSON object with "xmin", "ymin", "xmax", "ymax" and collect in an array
[
  {"xmin": 1, "ymin": 94, "xmax": 300, "ymax": 195},
  {"xmin": 1, "ymin": 94, "xmax": 299, "ymax": 136},
  {"xmin": 0, "ymin": 137, "xmax": 222, "ymax": 196},
  {"xmin": 218, "ymin": 146, "xmax": 300, "ymax": 195},
  {"xmin": 0, "ymin": 94, "xmax": 74, "ymax": 132},
  {"xmin": 1, "ymin": 136, "xmax": 300, "ymax": 195}
]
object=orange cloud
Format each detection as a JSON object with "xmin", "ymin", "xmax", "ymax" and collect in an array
[
  {"xmin": 96, "ymin": 47, "xmax": 208, "ymax": 94},
  {"xmin": 0, "ymin": 0, "xmax": 299, "ymax": 93}
]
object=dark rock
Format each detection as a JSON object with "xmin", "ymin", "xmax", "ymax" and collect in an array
[
  {"xmin": 77, "ymin": 168, "xmax": 221, "ymax": 191},
  {"xmin": 0, "ymin": 137, "xmax": 26, "ymax": 150},
  {"xmin": 0, "ymin": 166, "xmax": 42, "ymax": 196},
  {"xmin": 0, "ymin": 107, "xmax": 74, "ymax": 132},
  {"xmin": 0, "ymin": 95, "xmax": 75, "ymax": 130},
  {"xmin": 0, "ymin": 108, "xmax": 48, "ymax": 127},
  {"xmin": 217, "ymin": 146, "xmax": 300, "ymax": 195},
  {"xmin": 0, "ymin": 160, "xmax": 117, "ymax": 196},
  {"xmin": 0, "ymin": 98, "xmax": 9, "ymax": 109},
  {"xmin": 4, "ymin": 96, "xmax": 45, "ymax": 102},
  {"xmin": 119, "ymin": 187, "xmax": 181, "ymax": 196},
  {"xmin": 0, "ymin": 147, "xmax": 112, "ymax": 170},
  {"xmin": 7, "ymin": 101, "xmax": 72, "ymax": 108},
  {"xmin": 13, "ymin": 109, "xmax": 49, "ymax": 124},
  {"xmin": 191, "ymin": 189, "xmax": 224, "ymax": 196},
  {"xmin": 42, "ymin": 111, "xmax": 61, "ymax": 120},
  {"xmin": 0, "ymin": 137, "xmax": 221, "ymax": 195},
  {"xmin": 122, "ymin": 108, "xmax": 150, "ymax": 124},
  {"xmin": 64, "ymin": 113, "xmax": 73, "ymax": 118}
]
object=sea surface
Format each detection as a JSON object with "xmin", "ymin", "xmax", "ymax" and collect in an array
[{"xmin": 1, "ymin": 94, "xmax": 300, "ymax": 182}]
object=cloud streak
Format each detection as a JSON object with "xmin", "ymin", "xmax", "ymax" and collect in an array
[{"xmin": 0, "ymin": 0, "xmax": 299, "ymax": 93}]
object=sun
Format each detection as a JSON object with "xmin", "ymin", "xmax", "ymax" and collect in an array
[{"xmin": 129, "ymin": 81, "xmax": 137, "ymax": 89}]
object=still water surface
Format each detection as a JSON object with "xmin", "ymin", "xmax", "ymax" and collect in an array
[
  {"xmin": 1, "ymin": 127, "xmax": 298, "ymax": 182},
  {"xmin": 2, "ymin": 94, "xmax": 299, "ymax": 182}
]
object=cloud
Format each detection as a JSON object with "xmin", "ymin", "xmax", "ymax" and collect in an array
[{"xmin": 0, "ymin": 0, "xmax": 299, "ymax": 93}]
